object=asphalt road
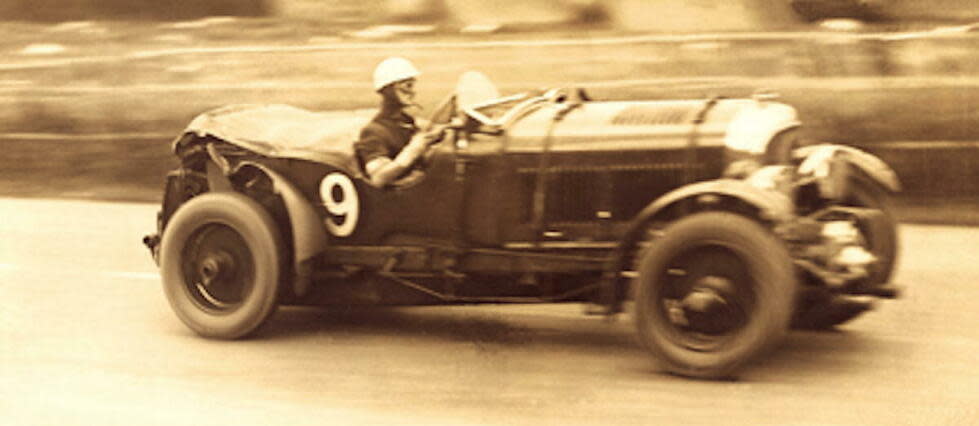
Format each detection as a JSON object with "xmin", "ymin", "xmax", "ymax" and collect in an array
[{"xmin": 1, "ymin": 197, "xmax": 977, "ymax": 425}]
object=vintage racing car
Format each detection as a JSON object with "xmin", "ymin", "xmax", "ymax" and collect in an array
[{"xmin": 143, "ymin": 72, "xmax": 901, "ymax": 379}]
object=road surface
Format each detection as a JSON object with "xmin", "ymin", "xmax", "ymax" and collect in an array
[{"xmin": 1, "ymin": 197, "xmax": 977, "ymax": 425}]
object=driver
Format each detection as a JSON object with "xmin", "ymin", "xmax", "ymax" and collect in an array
[{"xmin": 355, "ymin": 57, "xmax": 444, "ymax": 187}]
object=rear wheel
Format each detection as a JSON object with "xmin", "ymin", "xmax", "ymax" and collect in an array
[
  {"xmin": 634, "ymin": 212, "xmax": 797, "ymax": 379},
  {"xmin": 160, "ymin": 192, "xmax": 284, "ymax": 339}
]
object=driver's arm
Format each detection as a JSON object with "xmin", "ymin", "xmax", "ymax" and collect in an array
[{"xmin": 364, "ymin": 127, "xmax": 445, "ymax": 187}]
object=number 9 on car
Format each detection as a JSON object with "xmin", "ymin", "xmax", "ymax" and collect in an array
[{"xmin": 319, "ymin": 172, "xmax": 359, "ymax": 237}]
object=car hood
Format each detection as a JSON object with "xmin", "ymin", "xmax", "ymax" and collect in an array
[
  {"xmin": 505, "ymin": 99, "xmax": 767, "ymax": 152},
  {"xmin": 183, "ymin": 104, "xmax": 374, "ymax": 175}
]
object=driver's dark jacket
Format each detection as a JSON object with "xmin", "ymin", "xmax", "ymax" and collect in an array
[{"xmin": 354, "ymin": 107, "xmax": 418, "ymax": 173}]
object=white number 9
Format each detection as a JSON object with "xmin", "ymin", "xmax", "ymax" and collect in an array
[{"xmin": 319, "ymin": 172, "xmax": 359, "ymax": 237}]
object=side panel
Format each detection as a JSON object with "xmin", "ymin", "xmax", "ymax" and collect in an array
[
  {"xmin": 457, "ymin": 134, "xmax": 511, "ymax": 246},
  {"xmin": 493, "ymin": 99, "xmax": 742, "ymax": 246},
  {"xmin": 208, "ymin": 138, "xmax": 473, "ymax": 248},
  {"xmin": 496, "ymin": 147, "xmax": 728, "ymax": 244},
  {"xmin": 291, "ymin": 146, "xmax": 467, "ymax": 246},
  {"xmin": 355, "ymin": 155, "xmax": 463, "ymax": 244}
]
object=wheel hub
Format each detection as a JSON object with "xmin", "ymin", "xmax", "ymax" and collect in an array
[
  {"xmin": 676, "ymin": 275, "xmax": 742, "ymax": 336},
  {"xmin": 681, "ymin": 287, "xmax": 728, "ymax": 314},
  {"xmin": 682, "ymin": 276, "xmax": 733, "ymax": 312},
  {"xmin": 198, "ymin": 251, "xmax": 234, "ymax": 287},
  {"xmin": 181, "ymin": 223, "xmax": 255, "ymax": 312}
]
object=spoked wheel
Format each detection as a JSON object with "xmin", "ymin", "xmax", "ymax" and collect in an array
[
  {"xmin": 160, "ymin": 192, "xmax": 284, "ymax": 339},
  {"xmin": 634, "ymin": 212, "xmax": 797, "ymax": 379}
]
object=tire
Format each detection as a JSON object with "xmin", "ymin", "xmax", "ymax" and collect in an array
[
  {"xmin": 160, "ymin": 192, "xmax": 284, "ymax": 339},
  {"xmin": 634, "ymin": 212, "xmax": 797, "ymax": 379},
  {"xmin": 793, "ymin": 177, "xmax": 898, "ymax": 330}
]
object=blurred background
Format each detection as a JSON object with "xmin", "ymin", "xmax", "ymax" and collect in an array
[{"xmin": 0, "ymin": 0, "xmax": 976, "ymax": 223}]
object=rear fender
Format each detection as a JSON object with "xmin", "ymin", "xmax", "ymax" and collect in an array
[
  {"xmin": 795, "ymin": 144, "xmax": 901, "ymax": 193},
  {"xmin": 203, "ymin": 140, "xmax": 329, "ymax": 271},
  {"xmin": 235, "ymin": 162, "xmax": 327, "ymax": 297},
  {"xmin": 202, "ymin": 159, "xmax": 326, "ymax": 297}
]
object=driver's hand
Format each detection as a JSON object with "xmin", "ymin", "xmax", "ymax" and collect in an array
[{"xmin": 422, "ymin": 124, "xmax": 449, "ymax": 146}]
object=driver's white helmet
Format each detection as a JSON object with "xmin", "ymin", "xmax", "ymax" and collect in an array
[{"xmin": 372, "ymin": 57, "xmax": 420, "ymax": 91}]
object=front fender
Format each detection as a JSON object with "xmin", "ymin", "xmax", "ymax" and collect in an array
[
  {"xmin": 600, "ymin": 179, "xmax": 795, "ymax": 314},
  {"xmin": 632, "ymin": 179, "xmax": 796, "ymax": 228},
  {"xmin": 795, "ymin": 144, "xmax": 901, "ymax": 192}
]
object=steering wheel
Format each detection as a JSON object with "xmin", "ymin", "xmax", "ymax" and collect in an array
[
  {"xmin": 424, "ymin": 92, "xmax": 458, "ymax": 132},
  {"xmin": 386, "ymin": 91, "xmax": 456, "ymax": 191}
]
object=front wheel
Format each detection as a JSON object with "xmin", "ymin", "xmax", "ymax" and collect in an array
[
  {"xmin": 634, "ymin": 212, "xmax": 797, "ymax": 379},
  {"xmin": 159, "ymin": 192, "xmax": 285, "ymax": 339},
  {"xmin": 844, "ymin": 178, "xmax": 898, "ymax": 286}
]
